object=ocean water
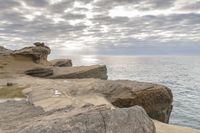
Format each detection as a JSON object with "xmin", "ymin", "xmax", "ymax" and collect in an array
[{"xmin": 57, "ymin": 55, "xmax": 200, "ymax": 129}]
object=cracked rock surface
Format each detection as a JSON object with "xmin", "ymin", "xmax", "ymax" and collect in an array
[{"xmin": 0, "ymin": 100, "xmax": 155, "ymax": 133}]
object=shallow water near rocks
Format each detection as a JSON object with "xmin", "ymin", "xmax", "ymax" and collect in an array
[{"xmin": 52, "ymin": 55, "xmax": 200, "ymax": 129}]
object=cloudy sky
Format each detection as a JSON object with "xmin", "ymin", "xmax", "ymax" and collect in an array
[{"xmin": 0, "ymin": 0, "xmax": 200, "ymax": 55}]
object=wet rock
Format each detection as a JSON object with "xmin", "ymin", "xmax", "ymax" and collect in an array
[
  {"xmin": 51, "ymin": 59, "xmax": 72, "ymax": 67},
  {"xmin": 25, "ymin": 68, "xmax": 53, "ymax": 77}
]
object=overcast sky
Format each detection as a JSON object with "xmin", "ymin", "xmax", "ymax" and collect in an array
[{"xmin": 0, "ymin": 0, "xmax": 200, "ymax": 55}]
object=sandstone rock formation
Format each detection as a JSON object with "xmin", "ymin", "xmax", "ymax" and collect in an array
[
  {"xmin": 0, "ymin": 100, "xmax": 155, "ymax": 133},
  {"xmin": 0, "ymin": 100, "xmax": 44, "ymax": 133},
  {"xmin": 3, "ymin": 43, "xmax": 197, "ymax": 133},
  {"xmin": 50, "ymin": 65, "xmax": 108, "ymax": 79},
  {"xmin": 1, "ymin": 100, "xmax": 199, "ymax": 133},
  {"xmin": 11, "ymin": 42, "xmax": 51, "ymax": 64},
  {"xmin": 24, "ymin": 67, "xmax": 53, "ymax": 77},
  {"xmin": 0, "ymin": 46, "xmax": 12, "ymax": 55},
  {"xmin": 33, "ymin": 42, "xmax": 45, "ymax": 47},
  {"xmin": 50, "ymin": 59, "xmax": 72, "ymax": 67},
  {"xmin": 87, "ymin": 80, "xmax": 173, "ymax": 123},
  {"xmin": 1, "ymin": 43, "xmax": 107, "ymax": 80},
  {"xmin": 21, "ymin": 105, "xmax": 156, "ymax": 133},
  {"xmin": 3, "ymin": 76, "xmax": 170, "ymax": 122},
  {"xmin": 24, "ymin": 65, "xmax": 107, "ymax": 79}
]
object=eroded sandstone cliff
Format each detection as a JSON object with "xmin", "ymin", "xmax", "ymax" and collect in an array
[{"xmin": 0, "ymin": 43, "xmax": 196, "ymax": 133}]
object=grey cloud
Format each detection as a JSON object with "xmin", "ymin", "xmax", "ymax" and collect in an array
[
  {"xmin": 94, "ymin": 0, "xmax": 175, "ymax": 10},
  {"xmin": 72, "ymin": 7, "xmax": 89, "ymax": 12},
  {"xmin": 0, "ymin": 0, "xmax": 21, "ymax": 10},
  {"xmin": 179, "ymin": 1, "xmax": 200, "ymax": 11},
  {"xmin": 141, "ymin": 0, "xmax": 175, "ymax": 9},
  {"xmin": 87, "ymin": 13, "xmax": 200, "ymax": 48},
  {"xmin": 47, "ymin": 0, "xmax": 94, "ymax": 14},
  {"xmin": 77, "ymin": 0, "xmax": 93, "ymax": 4},
  {"xmin": 91, "ymin": 15, "xmax": 130, "ymax": 25},
  {"xmin": 0, "ymin": 10, "xmax": 26, "ymax": 23},
  {"xmin": 62, "ymin": 13, "xmax": 86, "ymax": 20},
  {"xmin": 48, "ymin": 0, "xmax": 74, "ymax": 13},
  {"xmin": 22, "ymin": 0, "xmax": 49, "ymax": 7}
]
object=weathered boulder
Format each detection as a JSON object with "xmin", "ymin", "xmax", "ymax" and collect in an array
[
  {"xmin": 50, "ymin": 65, "xmax": 107, "ymax": 79},
  {"xmin": 11, "ymin": 42, "xmax": 51, "ymax": 63},
  {"xmin": 24, "ymin": 68, "xmax": 53, "ymax": 77},
  {"xmin": 18, "ymin": 105, "xmax": 156, "ymax": 133},
  {"xmin": 50, "ymin": 59, "xmax": 72, "ymax": 67},
  {"xmin": 18, "ymin": 76, "xmax": 172, "ymax": 123},
  {"xmin": 1, "ymin": 99, "xmax": 199, "ymax": 133},
  {"xmin": 24, "ymin": 65, "xmax": 107, "ymax": 79},
  {"xmin": 90, "ymin": 80, "xmax": 173, "ymax": 123},
  {"xmin": 0, "ymin": 100, "xmax": 44, "ymax": 133}
]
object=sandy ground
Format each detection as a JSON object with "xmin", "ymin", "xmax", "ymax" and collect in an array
[{"xmin": 155, "ymin": 120, "xmax": 200, "ymax": 133}]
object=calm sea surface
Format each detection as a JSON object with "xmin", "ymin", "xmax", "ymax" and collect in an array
[{"xmin": 51, "ymin": 55, "xmax": 200, "ymax": 129}]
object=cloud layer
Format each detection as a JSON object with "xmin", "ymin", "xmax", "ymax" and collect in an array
[{"xmin": 0, "ymin": 0, "xmax": 200, "ymax": 54}]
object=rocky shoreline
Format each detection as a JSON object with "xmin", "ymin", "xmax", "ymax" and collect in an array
[{"xmin": 0, "ymin": 43, "xmax": 199, "ymax": 133}]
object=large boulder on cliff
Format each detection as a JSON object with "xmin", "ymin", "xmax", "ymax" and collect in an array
[
  {"xmin": 50, "ymin": 65, "xmax": 107, "ymax": 79},
  {"xmin": 1, "ymin": 98, "xmax": 199, "ymax": 133},
  {"xmin": 91, "ymin": 80, "xmax": 173, "ymax": 123},
  {"xmin": 0, "ymin": 100, "xmax": 155, "ymax": 133},
  {"xmin": 17, "ymin": 76, "xmax": 172, "ymax": 123},
  {"xmin": 50, "ymin": 59, "xmax": 72, "ymax": 67},
  {"xmin": 19, "ymin": 105, "xmax": 156, "ymax": 133},
  {"xmin": 11, "ymin": 42, "xmax": 51, "ymax": 64},
  {"xmin": 24, "ymin": 65, "xmax": 107, "ymax": 79}
]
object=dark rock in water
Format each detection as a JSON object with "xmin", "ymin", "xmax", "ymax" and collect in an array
[
  {"xmin": 18, "ymin": 105, "xmax": 156, "ymax": 133},
  {"xmin": 50, "ymin": 65, "xmax": 108, "ymax": 80},
  {"xmin": 51, "ymin": 59, "xmax": 72, "ymax": 67},
  {"xmin": 11, "ymin": 43, "xmax": 51, "ymax": 63},
  {"xmin": 25, "ymin": 68, "xmax": 53, "ymax": 77}
]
